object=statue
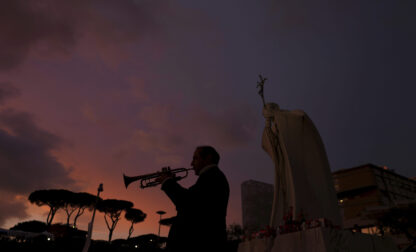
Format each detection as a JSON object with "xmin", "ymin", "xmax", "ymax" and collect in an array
[
  {"xmin": 257, "ymin": 76, "xmax": 342, "ymax": 228},
  {"xmin": 237, "ymin": 77, "xmax": 399, "ymax": 252}
]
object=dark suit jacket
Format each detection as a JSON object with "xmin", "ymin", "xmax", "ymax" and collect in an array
[{"xmin": 161, "ymin": 166, "xmax": 229, "ymax": 252}]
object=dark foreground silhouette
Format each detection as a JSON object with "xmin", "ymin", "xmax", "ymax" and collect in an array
[
  {"xmin": 1, "ymin": 232, "xmax": 165, "ymax": 252},
  {"xmin": 0, "ymin": 236, "xmax": 240, "ymax": 252},
  {"xmin": 1, "ymin": 224, "xmax": 240, "ymax": 252}
]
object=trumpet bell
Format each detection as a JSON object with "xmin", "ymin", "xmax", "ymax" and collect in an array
[{"xmin": 123, "ymin": 174, "xmax": 137, "ymax": 189}]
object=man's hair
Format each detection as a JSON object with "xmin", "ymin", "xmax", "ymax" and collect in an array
[{"xmin": 196, "ymin": 146, "xmax": 220, "ymax": 164}]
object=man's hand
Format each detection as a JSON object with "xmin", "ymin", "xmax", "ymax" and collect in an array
[{"xmin": 155, "ymin": 167, "xmax": 175, "ymax": 184}]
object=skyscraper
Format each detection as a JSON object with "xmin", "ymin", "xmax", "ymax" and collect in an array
[{"xmin": 241, "ymin": 180, "xmax": 274, "ymax": 233}]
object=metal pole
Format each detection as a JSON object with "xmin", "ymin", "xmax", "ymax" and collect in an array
[
  {"xmin": 82, "ymin": 183, "xmax": 103, "ymax": 252},
  {"xmin": 158, "ymin": 214, "xmax": 161, "ymax": 237},
  {"xmin": 156, "ymin": 211, "xmax": 166, "ymax": 237}
]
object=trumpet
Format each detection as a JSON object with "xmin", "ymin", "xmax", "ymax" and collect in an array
[{"xmin": 123, "ymin": 167, "xmax": 193, "ymax": 189}]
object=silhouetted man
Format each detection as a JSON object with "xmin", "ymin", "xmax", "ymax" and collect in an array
[{"xmin": 158, "ymin": 146, "xmax": 229, "ymax": 252}]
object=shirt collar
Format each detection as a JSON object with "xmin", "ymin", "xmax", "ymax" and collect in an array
[{"xmin": 199, "ymin": 164, "xmax": 217, "ymax": 175}]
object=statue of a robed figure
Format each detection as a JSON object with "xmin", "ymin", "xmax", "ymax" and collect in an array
[
  {"xmin": 257, "ymin": 75, "xmax": 341, "ymax": 227},
  {"xmin": 237, "ymin": 76, "xmax": 398, "ymax": 252},
  {"xmin": 262, "ymin": 102, "xmax": 341, "ymax": 227}
]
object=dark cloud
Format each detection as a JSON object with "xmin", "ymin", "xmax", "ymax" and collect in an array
[
  {"xmin": 0, "ymin": 0, "xmax": 161, "ymax": 71},
  {"xmin": 126, "ymin": 102, "xmax": 258, "ymax": 167},
  {"xmin": 265, "ymin": 1, "xmax": 416, "ymax": 177},
  {"xmin": 0, "ymin": 83, "xmax": 20, "ymax": 105},
  {"xmin": 188, "ymin": 105, "xmax": 258, "ymax": 148},
  {"xmin": 0, "ymin": 104, "xmax": 76, "ymax": 224},
  {"xmin": 262, "ymin": 0, "xmax": 416, "ymax": 174},
  {"xmin": 0, "ymin": 0, "xmax": 77, "ymax": 71},
  {"xmin": 0, "ymin": 109, "xmax": 75, "ymax": 193}
]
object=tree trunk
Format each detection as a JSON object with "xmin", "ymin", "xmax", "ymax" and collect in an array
[
  {"xmin": 47, "ymin": 208, "xmax": 57, "ymax": 226},
  {"xmin": 108, "ymin": 229, "xmax": 114, "ymax": 242},
  {"xmin": 66, "ymin": 213, "xmax": 71, "ymax": 226},
  {"xmin": 46, "ymin": 209, "xmax": 52, "ymax": 225},
  {"xmin": 128, "ymin": 223, "xmax": 134, "ymax": 239},
  {"xmin": 73, "ymin": 208, "xmax": 85, "ymax": 227},
  {"xmin": 65, "ymin": 208, "xmax": 76, "ymax": 226}
]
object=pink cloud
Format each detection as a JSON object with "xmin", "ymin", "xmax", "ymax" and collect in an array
[
  {"xmin": 0, "ymin": 84, "xmax": 77, "ymax": 227},
  {"xmin": 121, "ymin": 100, "xmax": 258, "ymax": 169},
  {"xmin": 0, "ymin": 192, "xmax": 28, "ymax": 226},
  {"xmin": 0, "ymin": 0, "xmax": 166, "ymax": 71},
  {"xmin": 0, "ymin": 82, "xmax": 20, "ymax": 105}
]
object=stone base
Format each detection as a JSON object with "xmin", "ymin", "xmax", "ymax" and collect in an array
[{"xmin": 238, "ymin": 227, "xmax": 399, "ymax": 252}]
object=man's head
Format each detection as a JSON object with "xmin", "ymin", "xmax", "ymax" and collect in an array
[{"xmin": 191, "ymin": 146, "xmax": 220, "ymax": 175}]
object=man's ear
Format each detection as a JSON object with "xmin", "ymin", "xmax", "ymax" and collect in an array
[{"xmin": 205, "ymin": 154, "xmax": 214, "ymax": 164}]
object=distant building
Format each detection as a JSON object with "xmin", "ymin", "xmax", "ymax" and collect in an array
[
  {"xmin": 0, "ymin": 228, "xmax": 54, "ymax": 241},
  {"xmin": 333, "ymin": 163, "xmax": 416, "ymax": 248},
  {"xmin": 241, "ymin": 180, "xmax": 274, "ymax": 233},
  {"xmin": 333, "ymin": 163, "xmax": 416, "ymax": 227},
  {"xmin": 241, "ymin": 164, "xmax": 415, "ymax": 247}
]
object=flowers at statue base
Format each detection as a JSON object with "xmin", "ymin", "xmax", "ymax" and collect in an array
[
  {"xmin": 242, "ymin": 207, "xmax": 341, "ymax": 241},
  {"xmin": 278, "ymin": 207, "xmax": 337, "ymax": 234},
  {"xmin": 241, "ymin": 225, "xmax": 277, "ymax": 241}
]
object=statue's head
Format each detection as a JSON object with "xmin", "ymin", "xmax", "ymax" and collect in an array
[{"xmin": 263, "ymin": 103, "xmax": 279, "ymax": 119}]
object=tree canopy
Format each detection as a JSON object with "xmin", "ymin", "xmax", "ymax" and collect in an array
[
  {"xmin": 376, "ymin": 202, "xmax": 416, "ymax": 243},
  {"xmin": 60, "ymin": 189, "xmax": 78, "ymax": 226},
  {"xmin": 159, "ymin": 216, "xmax": 176, "ymax": 226},
  {"xmin": 28, "ymin": 189, "xmax": 67, "ymax": 225},
  {"xmin": 27, "ymin": 188, "xmax": 138, "ymax": 241},
  {"xmin": 125, "ymin": 208, "xmax": 146, "ymax": 239},
  {"xmin": 11, "ymin": 220, "xmax": 47, "ymax": 233},
  {"xmin": 72, "ymin": 192, "xmax": 100, "ymax": 228},
  {"xmin": 97, "ymin": 199, "xmax": 133, "ymax": 242}
]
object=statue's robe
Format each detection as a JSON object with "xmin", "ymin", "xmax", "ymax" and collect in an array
[
  {"xmin": 237, "ymin": 103, "xmax": 399, "ymax": 252},
  {"xmin": 262, "ymin": 103, "xmax": 342, "ymax": 227}
]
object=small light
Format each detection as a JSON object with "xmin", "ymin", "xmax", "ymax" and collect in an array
[
  {"xmin": 47, "ymin": 237, "xmax": 51, "ymax": 241},
  {"xmin": 339, "ymin": 199, "xmax": 344, "ymax": 203},
  {"xmin": 150, "ymin": 239, "xmax": 153, "ymax": 242},
  {"xmin": 135, "ymin": 245, "xmax": 138, "ymax": 248}
]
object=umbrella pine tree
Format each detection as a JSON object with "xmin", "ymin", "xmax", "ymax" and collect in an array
[
  {"xmin": 125, "ymin": 208, "xmax": 146, "ymax": 239},
  {"xmin": 97, "ymin": 199, "xmax": 133, "ymax": 242}
]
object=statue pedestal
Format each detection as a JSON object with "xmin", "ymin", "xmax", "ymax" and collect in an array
[{"xmin": 238, "ymin": 227, "xmax": 399, "ymax": 252}]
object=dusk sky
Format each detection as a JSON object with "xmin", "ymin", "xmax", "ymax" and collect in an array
[{"xmin": 1, "ymin": 0, "xmax": 415, "ymax": 240}]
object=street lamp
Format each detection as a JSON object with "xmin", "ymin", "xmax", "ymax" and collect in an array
[{"xmin": 156, "ymin": 211, "xmax": 166, "ymax": 237}]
